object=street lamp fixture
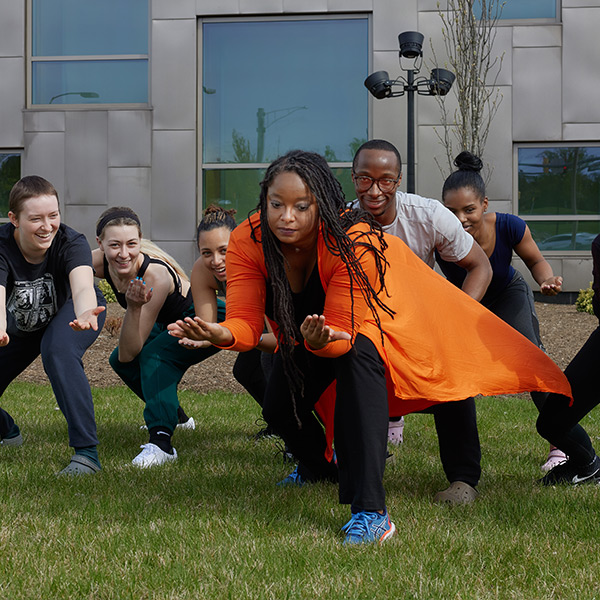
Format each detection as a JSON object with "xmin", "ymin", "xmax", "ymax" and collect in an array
[
  {"xmin": 364, "ymin": 31, "xmax": 455, "ymax": 193},
  {"xmin": 49, "ymin": 91, "xmax": 100, "ymax": 104}
]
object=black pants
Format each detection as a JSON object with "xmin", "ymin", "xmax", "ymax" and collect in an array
[
  {"xmin": 536, "ymin": 326, "xmax": 600, "ymax": 466},
  {"xmin": 427, "ymin": 398, "xmax": 481, "ymax": 488},
  {"xmin": 232, "ymin": 348, "xmax": 274, "ymax": 408},
  {"xmin": 263, "ymin": 334, "xmax": 389, "ymax": 513}
]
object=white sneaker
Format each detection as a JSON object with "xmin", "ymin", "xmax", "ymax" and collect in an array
[
  {"xmin": 132, "ymin": 443, "xmax": 177, "ymax": 468},
  {"xmin": 541, "ymin": 448, "xmax": 568, "ymax": 472},
  {"xmin": 388, "ymin": 417, "xmax": 404, "ymax": 445},
  {"xmin": 177, "ymin": 417, "xmax": 196, "ymax": 431},
  {"xmin": 139, "ymin": 417, "xmax": 195, "ymax": 431}
]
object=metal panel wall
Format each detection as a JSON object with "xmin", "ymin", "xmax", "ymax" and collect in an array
[
  {"xmin": 152, "ymin": 19, "xmax": 197, "ymax": 131},
  {"xmin": 563, "ymin": 7, "xmax": 600, "ymax": 123},
  {"xmin": 512, "ymin": 47, "xmax": 562, "ymax": 141},
  {"xmin": 64, "ymin": 112, "xmax": 108, "ymax": 205}
]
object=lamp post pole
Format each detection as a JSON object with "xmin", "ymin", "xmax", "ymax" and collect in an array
[
  {"xmin": 406, "ymin": 68, "xmax": 416, "ymax": 194},
  {"xmin": 364, "ymin": 31, "xmax": 455, "ymax": 195}
]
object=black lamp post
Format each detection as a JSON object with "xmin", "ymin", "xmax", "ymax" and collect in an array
[{"xmin": 364, "ymin": 31, "xmax": 455, "ymax": 194}]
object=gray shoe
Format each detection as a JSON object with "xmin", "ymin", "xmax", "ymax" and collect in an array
[
  {"xmin": 58, "ymin": 455, "xmax": 101, "ymax": 476},
  {"xmin": 1, "ymin": 433, "xmax": 23, "ymax": 447},
  {"xmin": 433, "ymin": 481, "xmax": 478, "ymax": 505}
]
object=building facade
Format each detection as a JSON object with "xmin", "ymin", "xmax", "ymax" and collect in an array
[{"xmin": 0, "ymin": 0, "xmax": 598, "ymax": 293}]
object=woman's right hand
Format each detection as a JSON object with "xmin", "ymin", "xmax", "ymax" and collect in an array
[
  {"xmin": 168, "ymin": 316, "xmax": 233, "ymax": 346},
  {"xmin": 0, "ymin": 330, "xmax": 9, "ymax": 347}
]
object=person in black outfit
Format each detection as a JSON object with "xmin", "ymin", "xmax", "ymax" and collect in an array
[{"xmin": 537, "ymin": 233, "xmax": 600, "ymax": 485}]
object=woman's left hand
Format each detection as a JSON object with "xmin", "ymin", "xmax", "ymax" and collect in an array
[
  {"xmin": 300, "ymin": 314, "xmax": 351, "ymax": 350},
  {"xmin": 69, "ymin": 305, "xmax": 106, "ymax": 331},
  {"xmin": 125, "ymin": 277, "xmax": 153, "ymax": 308},
  {"xmin": 540, "ymin": 276, "xmax": 563, "ymax": 296}
]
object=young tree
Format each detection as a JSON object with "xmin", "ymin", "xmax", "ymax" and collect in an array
[{"xmin": 432, "ymin": 0, "xmax": 505, "ymax": 179}]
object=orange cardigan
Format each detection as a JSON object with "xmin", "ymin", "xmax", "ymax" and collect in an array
[{"xmin": 219, "ymin": 214, "xmax": 572, "ymax": 415}]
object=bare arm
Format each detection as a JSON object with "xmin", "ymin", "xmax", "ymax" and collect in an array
[
  {"xmin": 514, "ymin": 226, "xmax": 562, "ymax": 296},
  {"xmin": 68, "ymin": 265, "xmax": 105, "ymax": 331},
  {"xmin": 190, "ymin": 257, "xmax": 219, "ymax": 322},
  {"xmin": 0, "ymin": 285, "xmax": 8, "ymax": 346},
  {"xmin": 117, "ymin": 266, "xmax": 172, "ymax": 362},
  {"xmin": 454, "ymin": 241, "xmax": 492, "ymax": 302}
]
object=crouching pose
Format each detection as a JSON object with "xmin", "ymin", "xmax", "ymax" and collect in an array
[
  {"xmin": 169, "ymin": 150, "xmax": 571, "ymax": 544},
  {"xmin": 93, "ymin": 207, "xmax": 219, "ymax": 468},
  {"xmin": 0, "ymin": 176, "xmax": 105, "ymax": 475},
  {"xmin": 536, "ymin": 233, "xmax": 600, "ymax": 486}
]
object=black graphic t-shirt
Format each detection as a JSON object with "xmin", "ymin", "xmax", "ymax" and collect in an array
[{"xmin": 0, "ymin": 223, "xmax": 93, "ymax": 336}]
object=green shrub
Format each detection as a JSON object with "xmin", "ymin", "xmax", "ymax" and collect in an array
[
  {"xmin": 576, "ymin": 281, "xmax": 595, "ymax": 315},
  {"xmin": 97, "ymin": 278, "xmax": 117, "ymax": 303}
]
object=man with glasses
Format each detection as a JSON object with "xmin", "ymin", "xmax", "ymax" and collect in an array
[{"xmin": 351, "ymin": 139, "xmax": 492, "ymax": 505}]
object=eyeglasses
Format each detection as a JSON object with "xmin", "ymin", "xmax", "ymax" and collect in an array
[{"xmin": 352, "ymin": 173, "xmax": 400, "ymax": 193}]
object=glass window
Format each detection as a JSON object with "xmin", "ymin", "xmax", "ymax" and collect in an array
[
  {"xmin": 474, "ymin": 0, "xmax": 557, "ymax": 20},
  {"xmin": 0, "ymin": 153, "xmax": 21, "ymax": 219},
  {"xmin": 202, "ymin": 17, "xmax": 368, "ymax": 215},
  {"xmin": 31, "ymin": 0, "xmax": 149, "ymax": 105},
  {"xmin": 517, "ymin": 146, "xmax": 600, "ymax": 251},
  {"xmin": 33, "ymin": 60, "xmax": 149, "ymax": 105}
]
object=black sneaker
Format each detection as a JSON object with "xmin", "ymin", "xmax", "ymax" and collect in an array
[{"xmin": 540, "ymin": 455, "xmax": 600, "ymax": 486}]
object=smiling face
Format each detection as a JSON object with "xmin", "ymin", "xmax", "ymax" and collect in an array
[
  {"xmin": 266, "ymin": 171, "xmax": 319, "ymax": 249},
  {"xmin": 353, "ymin": 148, "xmax": 402, "ymax": 226},
  {"xmin": 98, "ymin": 224, "xmax": 142, "ymax": 278},
  {"xmin": 442, "ymin": 186, "xmax": 488, "ymax": 237},
  {"xmin": 197, "ymin": 226, "xmax": 231, "ymax": 282},
  {"xmin": 9, "ymin": 194, "xmax": 61, "ymax": 262}
]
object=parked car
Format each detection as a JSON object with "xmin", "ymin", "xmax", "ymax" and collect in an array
[{"xmin": 537, "ymin": 232, "xmax": 597, "ymax": 251}]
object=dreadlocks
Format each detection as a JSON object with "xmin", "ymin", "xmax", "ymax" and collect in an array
[
  {"xmin": 252, "ymin": 149, "xmax": 394, "ymax": 406},
  {"xmin": 196, "ymin": 204, "xmax": 237, "ymax": 243}
]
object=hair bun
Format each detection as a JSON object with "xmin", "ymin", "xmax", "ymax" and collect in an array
[{"xmin": 454, "ymin": 151, "xmax": 483, "ymax": 173}]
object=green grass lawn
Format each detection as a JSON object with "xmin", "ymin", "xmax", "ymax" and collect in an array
[{"xmin": 1, "ymin": 384, "xmax": 600, "ymax": 599}]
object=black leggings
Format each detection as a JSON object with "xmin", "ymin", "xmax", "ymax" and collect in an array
[
  {"xmin": 536, "ymin": 326, "xmax": 600, "ymax": 466},
  {"xmin": 263, "ymin": 334, "xmax": 389, "ymax": 513}
]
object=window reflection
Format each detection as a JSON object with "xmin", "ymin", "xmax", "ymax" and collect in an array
[{"xmin": 202, "ymin": 19, "xmax": 368, "ymax": 164}]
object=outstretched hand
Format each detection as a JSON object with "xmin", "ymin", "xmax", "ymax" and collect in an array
[
  {"xmin": 125, "ymin": 277, "xmax": 153, "ymax": 308},
  {"xmin": 300, "ymin": 314, "xmax": 351, "ymax": 350},
  {"xmin": 168, "ymin": 316, "xmax": 233, "ymax": 347},
  {"xmin": 540, "ymin": 276, "xmax": 563, "ymax": 296},
  {"xmin": 69, "ymin": 305, "xmax": 106, "ymax": 331}
]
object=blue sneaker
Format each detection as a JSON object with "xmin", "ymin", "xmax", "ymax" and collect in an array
[
  {"xmin": 342, "ymin": 509, "xmax": 396, "ymax": 545},
  {"xmin": 277, "ymin": 465, "xmax": 306, "ymax": 487}
]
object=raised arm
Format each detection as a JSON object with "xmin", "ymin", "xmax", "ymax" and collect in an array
[
  {"xmin": 117, "ymin": 266, "xmax": 171, "ymax": 362},
  {"xmin": 68, "ymin": 265, "xmax": 105, "ymax": 331},
  {"xmin": 454, "ymin": 241, "xmax": 493, "ymax": 301},
  {"xmin": 514, "ymin": 226, "xmax": 563, "ymax": 296}
]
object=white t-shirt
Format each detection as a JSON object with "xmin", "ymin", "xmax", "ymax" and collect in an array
[{"xmin": 351, "ymin": 190, "xmax": 473, "ymax": 268}]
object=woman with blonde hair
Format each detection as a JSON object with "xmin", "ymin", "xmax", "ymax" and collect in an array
[{"xmin": 93, "ymin": 207, "xmax": 220, "ymax": 467}]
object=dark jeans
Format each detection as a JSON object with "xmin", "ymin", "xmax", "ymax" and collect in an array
[
  {"xmin": 0, "ymin": 291, "xmax": 106, "ymax": 448},
  {"xmin": 263, "ymin": 334, "xmax": 389, "ymax": 513},
  {"xmin": 536, "ymin": 326, "xmax": 600, "ymax": 466}
]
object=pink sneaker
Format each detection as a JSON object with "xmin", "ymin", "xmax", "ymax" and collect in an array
[
  {"xmin": 541, "ymin": 448, "xmax": 568, "ymax": 472},
  {"xmin": 388, "ymin": 417, "xmax": 404, "ymax": 445}
]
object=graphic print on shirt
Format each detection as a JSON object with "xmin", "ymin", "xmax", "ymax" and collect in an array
[{"xmin": 7, "ymin": 274, "xmax": 57, "ymax": 332}]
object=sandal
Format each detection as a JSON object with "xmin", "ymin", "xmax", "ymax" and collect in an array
[
  {"xmin": 433, "ymin": 481, "xmax": 478, "ymax": 505},
  {"xmin": 58, "ymin": 455, "xmax": 101, "ymax": 476}
]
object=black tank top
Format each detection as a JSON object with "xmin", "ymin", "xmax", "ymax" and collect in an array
[
  {"xmin": 265, "ymin": 263, "xmax": 326, "ymax": 331},
  {"xmin": 103, "ymin": 253, "xmax": 192, "ymax": 324}
]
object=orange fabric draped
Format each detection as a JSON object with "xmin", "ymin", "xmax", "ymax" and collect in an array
[{"xmin": 218, "ymin": 215, "xmax": 571, "ymax": 441}]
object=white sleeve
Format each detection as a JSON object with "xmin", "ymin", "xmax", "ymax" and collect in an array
[{"xmin": 432, "ymin": 204, "xmax": 474, "ymax": 263}]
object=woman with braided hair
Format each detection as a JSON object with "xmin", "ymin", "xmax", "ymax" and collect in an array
[{"xmin": 169, "ymin": 150, "xmax": 571, "ymax": 544}]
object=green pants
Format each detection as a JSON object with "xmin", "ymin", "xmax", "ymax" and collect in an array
[{"xmin": 109, "ymin": 300, "xmax": 225, "ymax": 432}]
